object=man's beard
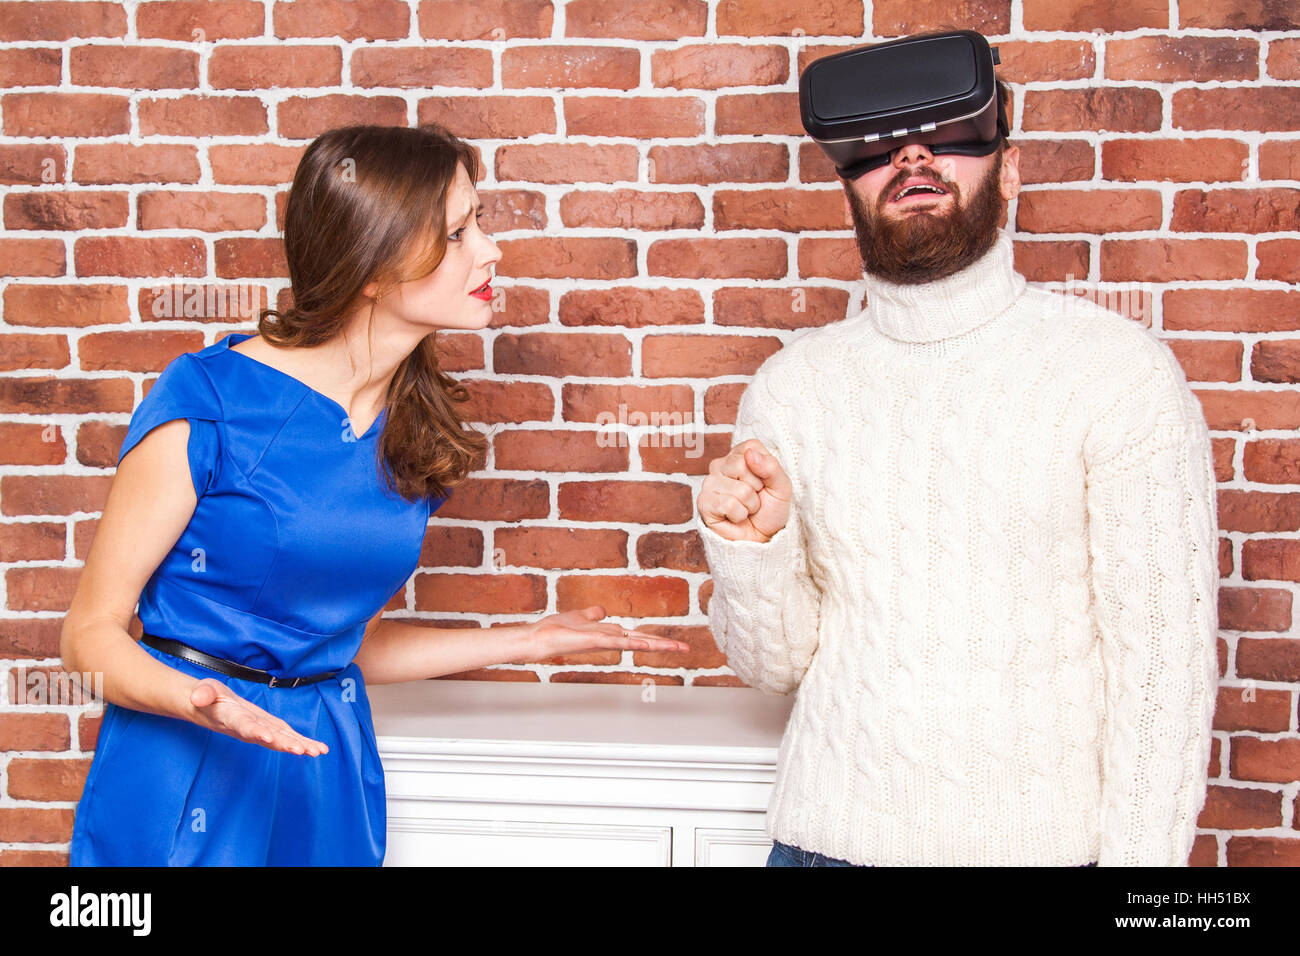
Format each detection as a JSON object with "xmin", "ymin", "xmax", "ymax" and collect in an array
[{"xmin": 847, "ymin": 149, "xmax": 1006, "ymax": 285}]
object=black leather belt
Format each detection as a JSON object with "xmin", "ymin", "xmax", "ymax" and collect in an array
[{"xmin": 141, "ymin": 633, "xmax": 342, "ymax": 688}]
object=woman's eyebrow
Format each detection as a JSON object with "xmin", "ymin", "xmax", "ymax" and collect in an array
[{"xmin": 451, "ymin": 199, "xmax": 486, "ymax": 229}]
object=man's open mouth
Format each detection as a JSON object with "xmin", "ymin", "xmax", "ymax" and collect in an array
[{"xmin": 891, "ymin": 182, "xmax": 950, "ymax": 202}]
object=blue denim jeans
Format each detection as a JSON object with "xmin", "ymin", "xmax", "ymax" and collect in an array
[{"xmin": 765, "ymin": 840, "xmax": 1098, "ymax": 867}]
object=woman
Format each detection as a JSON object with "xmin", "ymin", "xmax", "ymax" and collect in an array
[{"xmin": 62, "ymin": 123, "xmax": 690, "ymax": 866}]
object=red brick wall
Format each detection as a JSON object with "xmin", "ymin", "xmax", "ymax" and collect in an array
[{"xmin": 1, "ymin": 0, "xmax": 1297, "ymax": 865}]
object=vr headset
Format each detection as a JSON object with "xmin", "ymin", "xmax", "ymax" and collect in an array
[{"xmin": 799, "ymin": 30, "xmax": 1009, "ymax": 181}]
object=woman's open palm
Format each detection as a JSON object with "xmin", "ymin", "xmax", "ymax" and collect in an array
[
  {"xmin": 188, "ymin": 677, "xmax": 329, "ymax": 756},
  {"xmin": 522, "ymin": 605, "xmax": 690, "ymax": 661}
]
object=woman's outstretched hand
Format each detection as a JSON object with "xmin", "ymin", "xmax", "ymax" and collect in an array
[
  {"xmin": 519, "ymin": 605, "xmax": 691, "ymax": 662},
  {"xmin": 186, "ymin": 677, "xmax": 329, "ymax": 756}
]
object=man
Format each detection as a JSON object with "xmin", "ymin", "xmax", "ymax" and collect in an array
[{"xmin": 695, "ymin": 67, "xmax": 1220, "ymax": 866}]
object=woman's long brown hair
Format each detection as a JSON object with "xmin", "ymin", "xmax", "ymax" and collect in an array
[{"xmin": 256, "ymin": 123, "xmax": 488, "ymax": 505}]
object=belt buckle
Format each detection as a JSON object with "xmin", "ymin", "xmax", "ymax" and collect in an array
[{"xmin": 267, "ymin": 674, "xmax": 298, "ymax": 688}]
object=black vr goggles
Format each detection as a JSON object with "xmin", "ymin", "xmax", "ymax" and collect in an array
[{"xmin": 799, "ymin": 30, "xmax": 1009, "ymax": 181}]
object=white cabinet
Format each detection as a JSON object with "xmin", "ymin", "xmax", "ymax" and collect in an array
[{"xmin": 367, "ymin": 680, "xmax": 795, "ymax": 867}]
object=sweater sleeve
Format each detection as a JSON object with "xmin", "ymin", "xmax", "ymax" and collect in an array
[
  {"xmin": 695, "ymin": 372, "xmax": 823, "ymax": 696},
  {"xmin": 1083, "ymin": 348, "xmax": 1220, "ymax": 867}
]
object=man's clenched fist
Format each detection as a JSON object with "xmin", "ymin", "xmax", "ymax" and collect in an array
[{"xmin": 697, "ymin": 439, "xmax": 793, "ymax": 543}]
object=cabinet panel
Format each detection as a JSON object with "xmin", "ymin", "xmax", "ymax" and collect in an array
[
  {"xmin": 384, "ymin": 816, "xmax": 673, "ymax": 867},
  {"xmin": 694, "ymin": 827, "xmax": 773, "ymax": 867}
]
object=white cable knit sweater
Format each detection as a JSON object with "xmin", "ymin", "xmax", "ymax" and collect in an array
[{"xmin": 697, "ymin": 228, "xmax": 1220, "ymax": 866}]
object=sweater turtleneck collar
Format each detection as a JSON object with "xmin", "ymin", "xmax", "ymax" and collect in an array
[{"xmin": 862, "ymin": 228, "xmax": 1025, "ymax": 344}]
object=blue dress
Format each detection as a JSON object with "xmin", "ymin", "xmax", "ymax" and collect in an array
[{"xmin": 70, "ymin": 331, "xmax": 443, "ymax": 866}]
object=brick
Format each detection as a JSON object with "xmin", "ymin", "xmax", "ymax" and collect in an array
[
  {"xmin": 435, "ymin": 478, "xmax": 549, "ymax": 521},
  {"xmin": 874, "ymin": 0, "xmax": 1009, "ymax": 35},
  {"xmin": 495, "ymin": 527, "xmax": 628, "ymax": 569},
  {"xmin": 1243, "ymin": 539, "xmax": 1300, "ymax": 583},
  {"xmin": 1267, "ymin": 38, "xmax": 1300, "ymax": 80},
  {"xmin": 415, "ymin": 572, "xmax": 546, "ymax": 614},
  {"xmin": 641, "ymin": 334, "xmax": 782, "ymax": 378},
  {"xmin": 1261, "ymin": 141, "xmax": 1300, "ymax": 180},
  {"xmin": 1102, "ymin": 138, "xmax": 1249, "ymax": 183},
  {"xmin": 4, "ymin": 190, "xmax": 129, "ymax": 230},
  {"xmin": 74, "ymin": 236, "xmax": 204, "ymax": 278},
  {"xmin": 565, "ymin": 96, "xmax": 704, "ymax": 138},
  {"xmin": 1164, "ymin": 290, "xmax": 1300, "ymax": 334},
  {"xmin": 1105, "ymin": 37, "xmax": 1258, "ymax": 82},
  {"xmin": 1226, "ymin": 837, "xmax": 1300, "ymax": 867},
  {"xmin": 458, "ymin": 380, "xmax": 554, "ymax": 423},
  {"xmin": 3, "ymin": 92, "xmax": 129, "ymax": 137},
  {"xmin": 636, "ymin": 530, "xmax": 706, "ymax": 572},
  {"xmin": 0, "ymin": 713, "xmax": 70, "ymax": 752},
  {"xmin": 0, "ymin": 239, "xmax": 65, "ymax": 277},
  {"xmin": 0, "ymin": 808, "xmax": 75, "ymax": 844},
  {"xmin": 558, "ymin": 480, "xmax": 693, "ymax": 523},
  {"xmin": 715, "ymin": 92, "xmax": 802, "ymax": 135},
  {"xmin": 1175, "ymin": 87, "xmax": 1300, "ymax": 132},
  {"xmin": 1180, "ymin": 0, "xmax": 1300, "ymax": 30},
  {"xmin": 798, "ymin": 236, "xmax": 865, "ymax": 280},
  {"xmin": 0, "ymin": 618, "xmax": 62, "ymax": 658},
  {"xmin": 3, "ymin": 284, "xmax": 128, "ymax": 328},
  {"xmin": 1022, "ymin": 88, "xmax": 1162, "ymax": 133},
  {"xmin": 1236, "ymin": 638, "xmax": 1300, "ymax": 682},
  {"xmin": 1257, "ymin": 240, "xmax": 1300, "ymax": 283},
  {"xmin": 209, "ymin": 144, "xmax": 304, "ymax": 186},
  {"xmin": 73, "ymin": 143, "xmax": 200, "ymax": 185},
  {"xmin": 503, "ymin": 45, "xmax": 640, "ymax": 89},
  {"xmin": 351, "ymin": 47, "xmax": 492, "ymax": 89},
  {"xmin": 272, "ymin": 0, "xmax": 410, "ymax": 40},
  {"xmin": 1216, "ymin": 490, "xmax": 1300, "ymax": 533},
  {"xmin": 486, "ymin": 286, "xmax": 550, "ymax": 328},
  {"xmin": 1198, "ymin": 786, "xmax": 1283, "ymax": 829},
  {"xmin": 210, "ymin": 237, "xmax": 285, "ymax": 278},
  {"xmin": 1253, "ymin": 340, "xmax": 1300, "ymax": 383},
  {"xmin": 0, "ymin": 48, "xmax": 62, "ymax": 86},
  {"xmin": 0, "ymin": 519, "xmax": 65, "ymax": 559},
  {"xmin": 0, "ymin": 334, "xmax": 71, "ymax": 372},
  {"xmin": 1012, "ymin": 240, "xmax": 1089, "ymax": 284},
  {"xmin": 1015, "ymin": 140, "xmax": 1096, "ymax": 184},
  {"xmin": 1213, "ymin": 686, "xmax": 1292, "ymax": 732},
  {"xmin": 1244, "ymin": 439, "xmax": 1300, "ymax": 485},
  {"xmin": 137, "ymin": 0, "xmax": 264, "ymax": 40},
  {"xmin": 1165, "ymin": 339, "xmax": 1242, "ymax": 383},
  {"xmin": 717, "ymin": 0, "xmax": 862, "ymax": 35},
  {"xmin": 652, "ymin": 44, "xmax": 787, "ymax": 89},
  {"xmin": 986, "ymin": 40, "xmax": 1094, "ymax": 84},
  {"xmin": 556, "ymin": 574, "xmax": 689, "ymax": 617},
  {"xmin": 1100, "ymin": 239, "xmax": 1246, "ymax": 282},
  {"xmin": 0, "ymin": 2, "xmax": 126, "ymax": 40},
  {"xmin": 0, "ymin": 145, "xmax": 66, "ymax": 186},
  {"xmin": 647, "ymin": 238, "xmax": 786, "ymax": 279},
  {"xmin": 208, "ymin": 45, "xmax": 342, "ymax": 89},
  {"xmin": 481, "ymin": 190, "xmax": 548, "ymax": 233},
  {"xmin": 713, "ymin": 188, "xmax": 849, "ymax": 232},
  {"xmin": 494, "ymin": 428, "xmax": 628, "ymax": 472},
  {"xmin": 0, "ymin": 421, "xmax": 66, "ymax": 463},
  {"xmin": 496, "ymin": 143, "xmax": 639, "ymax": 184},
  {"xmin": 1016, "ymin": 188, "xmax": 1162, "ymax": 234},
  {"xmin": 1212, "ymin": 440, "xmax": 1236, "ymax": 483},
  {"xmin": 1, "ymin": 473, "xmax": 119, "ymax": 515},
  {"xmin": 714, "ymin": 287, "xmax": 848, "ymax": 330},
  {"xmin": 1172, "ymin": 188, "xmax": 1300, "ymax": 234},
  {"xmin": 560, "ymin": 189, "xmax": 704, "ymax": 230},
  {"xmin": 418, "ymin": 525, "xmax": 484, "ymax": 567},
  {"xmin": 6, "ymin": 566, "xmax": 81, "ymax": 610},
  {"xmin": 633, "ymin": 625, "xmax": 724, "ymax": 668},
  {"xmin": 638, "ymin": 432, "xmax": 731, "ymax": 475},
  {"xmin": 495, "ymin": 332, "xmax": 631, "ymax": 377},
  {"xmin": 496, "ymin": 238, "xmax": 636, "ymax": 280},
  {"xmin": 77, "ymin": 330, "xmax": 206, "ymax": 373},
  {"xmin": 649, "ymin": 143, "xmax": 789, "ymax": 184},
  {"xmin": 139, "ymin": 283, "xmax": 268, "ymax": 324},
  {"xmin": 1229, "ymin": 737, "xmax": 1300, "ymax": 783},
  {"xmin": 562, "ymin": 383, "xmax": 695, "ymax": 422},
  {"xmin": 278, "ymin": 95, "xmax": 406, "ymax": 139},
  {"xmin": 565, "ymin": 0, "xmax": 706, "ymax": 40},
  {"xmin": 137, "ymin": 190, "xmax": 266, "ymax": 232},
  {"xmin": 550, "ymin": 671, "xmax": 684, "ymax": 685},
  {"xmin": 70, "ymin": 44, "xmax": 199, "ymax": 89},
  {"xmin": 1218, "ymin": 586, "xmax": 1292, "ymax": 631},
  {"xmin": 560, "ymin": 289, "xmax": 703, "ymax": 328},
  {"xmin": 417, "ymin": 0, "xmax": 553, "ymax": 39},
  {"xmin": 1196, "ymin": 390, "xmax": 1300, "ymax": 431},
  {"xmin": 418, "ymin": 95, "xmax": 554, "ymax": 139},
  {"xmin": 707, "ymin": 382, "xmax": 748, "ymax": 424},
  {"xmin": 139, "ymin": 95, "xmax": 267, "ymax": 136}
]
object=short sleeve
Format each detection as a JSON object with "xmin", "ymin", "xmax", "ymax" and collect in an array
[{"xmin": 118, "ymin": 353, "xmax": 225, "ymax": 498}]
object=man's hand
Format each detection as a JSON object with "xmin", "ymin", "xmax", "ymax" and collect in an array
[{"xmin": 697, "ymin": 439, "xmax": 792, "ymax": 543}]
